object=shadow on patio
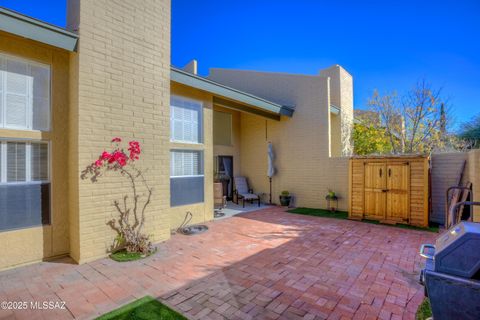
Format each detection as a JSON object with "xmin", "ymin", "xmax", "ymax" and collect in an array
[{"xmin": 0, "ymin": 206, "xmax": 435, "ymax": 320}]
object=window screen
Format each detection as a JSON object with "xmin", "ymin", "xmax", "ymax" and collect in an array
[
  {"xmin": 170, "ymin": 96, "xmax": 202, "ymax": 143},
  {"xmin": 0, "ymin": 183, "xmax": 50, "ymax": 231},
  {"xmin": 30, "ymin": 64, "xmax": 50, "ymax": 131},
  {"xmin": 170, "ymin": 150, "xmax": 203, "ymax": 177},
  {"xmin": 0, "ymin": 53, "xmax": 51, "ymax": 131},
  {"xmin": 170, "ymin": 150, "xmax": 204, "ymax": 206},
  {"xmin": 0, "ymin": 141, "xmax": 50, "ymax": 231}
]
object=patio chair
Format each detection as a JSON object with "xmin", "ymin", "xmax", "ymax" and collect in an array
[{"xmin": 233, "ymin": 176, "xmax": 260, "ymax": 208}]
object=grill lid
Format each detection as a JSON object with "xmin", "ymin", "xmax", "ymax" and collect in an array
[{"xmin": 434, "ymin": 222, "xmax": 480, "ymax": 278}]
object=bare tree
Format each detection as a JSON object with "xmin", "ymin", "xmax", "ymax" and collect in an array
[{"xmin": 367, "ymin": 80, "xmax": 452, "ymax": 154}]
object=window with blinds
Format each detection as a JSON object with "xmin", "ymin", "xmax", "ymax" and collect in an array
[
  {"xmin": 0, "ymin": 141, "xmax": 50, "ymax": 231},
  {"xmin": 170, "ymin": 96, "xmax": 202, "ymax": 143},
  {"xmin": 31, "ymin": 142, "xmax": 49, "ymax": 181},
  {"xmin": 7, "ymin": 142, "xmax": 26, "ymax": 182},
  {"xmin": 0, "ymin": 53, "xmax": 51, "ymax": 131},
  {"xmin": 170, "ymin": 150, "xmax": 203, "ymax": 177},
  {"xmin": 170, "ymin": 150, "xmax": 204, "ymax": 206}
]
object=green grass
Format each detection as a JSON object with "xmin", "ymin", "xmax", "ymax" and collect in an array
[
  {"xmin": 96, "ymin": 296, "xmax": 187, "ymax": 320},
  {"xmin": 110, "ymin": 250, "xmax": 154, "ymax": 262},
  {"xmin": 416, "ymin": 298, "xmax": 432, "ymax": 320},
  {"xmin": 287, "ymin": 208, "xmax": 438, "ymax": 232},
  {"xmin": 288, "ymin": 207, "xmax": 349, "ymax": 219},
  {"xmin": 361, "ymin": 219, "xmax": 439, "ymax": 233}
]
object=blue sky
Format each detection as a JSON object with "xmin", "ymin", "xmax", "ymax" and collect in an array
[{"xmin": 1, "ymin": 0, "xmax": 479, "ymax": 126}]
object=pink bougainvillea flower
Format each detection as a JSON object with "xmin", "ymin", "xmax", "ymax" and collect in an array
[
  {"xmin": 128, "ymin": 141, "xmax": 141, "ymax": 160},
  {"xmin": 101, "ymin": 151, "xmax": 111, "ymax": 160},
  {"xmin": 112, "ymin": 150, "xmax": 128, "ymax": 167},
  {"xmin": 94, "ymin": 139, "xmax": 141, "ymax": 168},
  {"xmin": 107, "ymin": 153, "xmax": 116, "ymax": 163}
]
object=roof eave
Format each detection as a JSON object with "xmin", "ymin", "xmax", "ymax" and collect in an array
[
  {"xmin": 171, "ymin": 67, "xmax": 294, "ymax": 118},
  {"xmin": 0, "ymin": 7, "xmax": 78, "ymax": 52}
]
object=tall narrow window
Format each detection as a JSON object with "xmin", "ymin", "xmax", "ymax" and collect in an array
[
  {"xmin": 0, "ymin": 53, "xmax": 52, "ymax": 232},
  {"xmin": 170, "ymin": 96, "xmax": 202, "ymax": 143},
  {"xmin": 0, "ymin": 53, "xmax": 51, "ymax": 131}
]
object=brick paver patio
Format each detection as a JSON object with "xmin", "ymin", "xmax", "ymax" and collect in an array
[{"xmin": 0, "ymin": 207, "xmax": 435, "ymax": 320}]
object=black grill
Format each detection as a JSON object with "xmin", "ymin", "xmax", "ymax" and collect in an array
[{"xmin": 419, "ymin": 221, "xmax": 480, "ymax": 320}]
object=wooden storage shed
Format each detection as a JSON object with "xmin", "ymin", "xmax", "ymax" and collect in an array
[{"xmin": 349, "ymin": 155, "xmax": 430, "ymax": 227}]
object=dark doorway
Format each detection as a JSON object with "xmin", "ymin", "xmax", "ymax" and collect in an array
[{"xmin": 217, "ymin": 156, "xmax": 233, "ymax": 200}]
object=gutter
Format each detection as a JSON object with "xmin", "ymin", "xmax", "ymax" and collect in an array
[
  {"xmin": 171, "ymin": 66, "xmax": 294, "ymax": 118},
  {"xmin": 0, "ymin": 7, "xmax": 78, "ymax": 51}
]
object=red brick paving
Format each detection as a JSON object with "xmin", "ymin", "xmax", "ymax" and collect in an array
[{"xmin": 0, "ymin": 207, "xmax": 435, "ymax": 319}]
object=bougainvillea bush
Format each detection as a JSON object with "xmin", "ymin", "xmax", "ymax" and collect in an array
[{"xmin": 81, "ymin": 137, "xmax": 155, "ymax": 255}]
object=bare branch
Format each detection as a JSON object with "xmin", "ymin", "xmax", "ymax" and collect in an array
[{"xmin": 363, "ymin": 79, "xmax": 452, "ymax": 154}]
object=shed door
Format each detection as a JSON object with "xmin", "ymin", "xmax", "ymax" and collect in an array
[
  {"xmin": 386, "ymin": 163, "xmax": 410, "ymax": 223},
  {"xmin": 364, "ymin": 162, "xmax": 387, "ymax": 220}
]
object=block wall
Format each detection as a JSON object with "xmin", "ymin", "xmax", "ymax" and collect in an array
[{"xmin": 67, "ymin": 0, "xmax": 171, "ymax": 263}]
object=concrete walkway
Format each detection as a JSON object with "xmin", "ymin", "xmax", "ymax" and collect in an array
[{"xmin": 0, "ymin": 207, "xmax": 435, "ymax": 320}]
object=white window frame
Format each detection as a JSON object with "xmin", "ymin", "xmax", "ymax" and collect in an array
[
  {"xmin": 0, "ymin": 139, "xmax": 50, "ymax": 185},
  {"xmin": 170, "ymin": 149, "xmax": 204, "ymax": 178},
  {"xmin": 170, "ymin": 95, "xmax": 203, "ymax": 144},
  {"xmin": 0, "ymin": 52, "xmax": 51, "ymax": 132}
]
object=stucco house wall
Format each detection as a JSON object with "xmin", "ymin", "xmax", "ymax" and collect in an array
[
  {"xmin": 169, "ymin": 82, "xmax": 214, "ymax": 230},
  {"xmin": 213, "ymin": 106, "xmax": 242, "ymax": 178},
  {"xmin": 208, "ymin": 66, "xmax": 353, "ymax": 210},
  {"xmin": 0, "ymin": 31, "xmax": 71, "ymax": 269}
]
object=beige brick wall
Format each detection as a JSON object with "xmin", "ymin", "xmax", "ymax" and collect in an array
[
  {"xmin": 67, "ymin": 0, "xmax": 171, "ymax": 263},
  {"xmin": 209, "ymin": 68, "xmax": 352, "ymax": 210}
]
